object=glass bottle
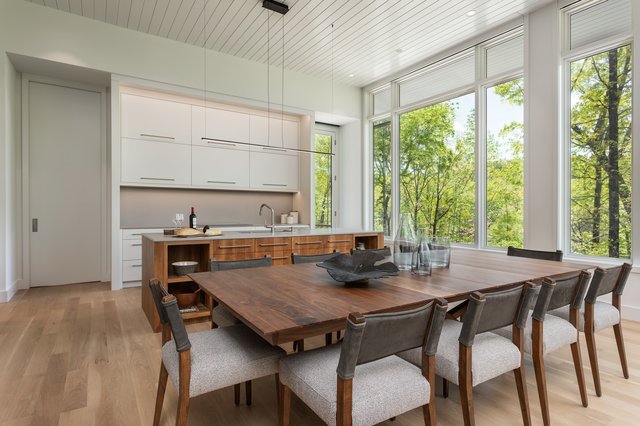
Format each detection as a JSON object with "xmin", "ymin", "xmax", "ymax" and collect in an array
[
  {"xmin": 393, "ymin": 213, "xmax": 416, "ymax": 271},
  {"xmin": 412, "ymin": 228, "xmax": 432, "ymax": 276}
]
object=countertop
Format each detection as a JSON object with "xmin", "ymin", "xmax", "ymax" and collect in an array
[{"xmin": 142, "ymin": 228, "xmax": 382, "ymax": 243}]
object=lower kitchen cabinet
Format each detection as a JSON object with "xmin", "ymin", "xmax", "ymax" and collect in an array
[
  {"xmin": 250, "ymin": 151, "xmax": 299, "ymax": 191},
  {"xmin": 121, "ymin": 138, "xmax": 190, "ymax": 185},
  {"xmin": 192, "ymin": 145, "xmax": 250, "ymax": 188}
]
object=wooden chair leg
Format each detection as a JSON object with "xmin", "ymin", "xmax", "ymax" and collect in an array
[
  {"xmin": 514, "ymin": 365, "xmax": 532, "ymax": 426},
  {"xmin": 584, "ymin": 327, "xmax": 602, "ymax": 397},
  {"xmin": 176, "ymin": 351, "xmax": 191, "ymax": 426},
  {"xmin": 245, "ymin": 380, "xmax": 252, "ymax": 406},
  {"xmin": 234, "ymin": 384, "xmax": 241, "ymax": 406},
  {"xmin": 279, "ymin": 383, "xmax": 292, "ymax": 426},
  {"xmin": 153, "ymin": 362, "xmax": 168, "ymax": 426},
  {"xmin": 422, "ymin": 403, "xmax": 436, "ymax": 426},
  {"xmin": 570, "ymin": 341, "xmax": 588, "ymax": 407},
  {"xmin": 532, "ymin": 351, "xmax": 550, "ymax": 426},
  {"xmin": 613, "ymin": 323, "xmax": 629, "ymax": 379},
  {"xmin": 325, "ymin": 332, "xmax": 333, "ymax": 346},
  {"xmin": 458, "ymin": 345, "xmax": 474, "ymax": 426},
  {"xmin": 275, "ymin": 374, "xmax": 281, "ymax": 419},
  {"xmin": 442, "ymin": 377, "xmax": 449, "ymax": 399}
]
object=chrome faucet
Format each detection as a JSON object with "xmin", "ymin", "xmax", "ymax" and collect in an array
[{"xmin": 259, "ymin": 203, "xmax": 275, "ymax": 232}]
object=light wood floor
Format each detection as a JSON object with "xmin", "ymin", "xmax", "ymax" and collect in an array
[{"xmin": 1, "ymin": 283, "xmax": 639, "ymax": 425}]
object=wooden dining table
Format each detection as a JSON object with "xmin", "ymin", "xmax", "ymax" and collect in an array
[{"xmin": 189, "ymin": 249, "xmax": 595, "ymax": 346}]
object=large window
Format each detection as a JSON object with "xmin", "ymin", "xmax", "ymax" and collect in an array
[
  {"xmin": 373, "ymin": 120, "xmax": 392, "ymax": 235},
  {"xmin": 486, "ymin": 78, "xmax": 524, "ymax": 247},
  {"xmin": 314, "ymin": 131, "xmax": 334, "ymax": 228},
  {"xmin": 569, "ymin": 45, "xmax": 632, "ymax": 258},
  {"xmin": 399, "ymin": 93, "xmax": 476, "ymax": 243}
]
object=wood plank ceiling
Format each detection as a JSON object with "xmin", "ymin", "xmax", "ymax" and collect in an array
[{"xmin": 27, "ymin": 0, "xmax": 554, "ymax": 87}]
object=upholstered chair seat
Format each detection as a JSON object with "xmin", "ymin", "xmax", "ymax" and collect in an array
[
  {"xmin": 549, "ymin": 302, "xmax": 620, "ymax": 332},
  {"xmin": 279, "ymin": 344, "xmax": 430, "ymax": 426},
  {"xmin": 212, "ymin": 305, "xmax": 243, "ymax": 327},
  {"xmin": 162, "ymin": 324, "xmax": 284, "ymax": 398},
  {"xmin": 493, "ymin": 315, "xmax": 578, "ymax": 355}
]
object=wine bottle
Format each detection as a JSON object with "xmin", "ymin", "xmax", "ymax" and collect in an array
[{"xmin": 189, "ymin": 207, "xmax": 197, "ymax": 229}]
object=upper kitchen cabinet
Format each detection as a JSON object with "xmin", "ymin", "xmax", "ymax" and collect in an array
[
  {"xmin": 121, "ymin": 94, "xmax": 191, "ymax": 144},
  {"xmin": 250, "ymin": 115, "xmax": 300, "ymax": 153},
  {"xmin": 121, "ymin": 138, "xmax": 190, "ymax": 186},
  {"xmin": 250, "ymin": 151, "xmax": 299, "ymax": 191},
  {"xmin": 192, "ymin": 106, "xmax": 251, "ymax": 146}
]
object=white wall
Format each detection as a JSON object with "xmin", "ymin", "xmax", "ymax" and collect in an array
[{"xmin": 0, "ymin": 52, "xmax": 21, "ymax": 302}]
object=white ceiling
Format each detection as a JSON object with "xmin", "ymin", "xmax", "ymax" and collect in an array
[{"xmin": 27, "ymin": 0, "xmax": 555, "ymax": 87}]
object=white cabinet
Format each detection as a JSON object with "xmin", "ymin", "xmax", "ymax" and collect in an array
[
  {"xmin": 121, "ymin": 228, "xmax": 163, "ymax": 286},
  {"xmin": 121, "ymin": 138, "xmax": 190, "ymax": 185},
  {"xmin": 250, "ymin": 115, "xmax": 299, "ymax": 153},
  {"xmin": 192, "ymin": 106, "xmax": 250, "ymax": 146},
  {"xmin": 250, "ymin": 151, "xmax": 299, "ymax": 191},
  {"xmin": 121, "ymin": 94, "xmax": 190, "ymax": 144},
  {"xmin": 192, "ymin": 145, "xmax": 250, "ymax": 188}
]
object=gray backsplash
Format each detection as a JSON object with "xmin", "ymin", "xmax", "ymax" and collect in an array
[{"xmin": 120, "ymin": 187, "xmax": 295, "ymax": 228}]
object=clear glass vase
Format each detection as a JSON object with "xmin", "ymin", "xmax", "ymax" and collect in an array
[
  {"xmin": 428, "ymin": 236, "xmax": 451, "ymax": 268},
  {"xmin": 412, "ymin": 229, "xmax": 432, "ymax": 276},
  {"xmin": 393, "ymin": 213, "xmax": 416, "ymax": 271}
]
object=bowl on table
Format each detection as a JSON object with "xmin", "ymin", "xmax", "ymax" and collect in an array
[
  {"xmin": 316, "ymin": 251, "xmax": 399, "ymax": 285},
  {"xmin": 172, "ymin": 261, "xmax": 198, "ymax": 276}
]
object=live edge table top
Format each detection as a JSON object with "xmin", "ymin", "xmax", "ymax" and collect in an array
[{"xmin": 189, "ymin": 249, "xmax": 594, "ymax": 345}]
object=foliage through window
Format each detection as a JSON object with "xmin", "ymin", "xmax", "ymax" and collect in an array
[
  {"xmin": 486, "ymin": 78, "xmax": 524, "ymax": 247},
  {"xmin": 314, "ymin": 133, "xmax": 333, "ymax": 228},
  {"xmin": 570, "ymin": 45, "xmax": 632, "ymax": 258},
  {"xmin": 373, "ymin": 120, "xmax": 392, "ymax": 235},
  {"xmin": 399, "ymin": 93, "xmax": 476, "ymax": 243}
]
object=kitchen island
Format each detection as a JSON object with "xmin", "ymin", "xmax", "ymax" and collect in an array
[{"xmin": 141, "ymin": 228, "xmax": 384, "ymax": 331}]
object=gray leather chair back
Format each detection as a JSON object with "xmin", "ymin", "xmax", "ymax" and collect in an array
[
  {"xmin": 507, "ymin": 246, "xmax": 563, "ymax": 262},
  {"xmin": 531, "ymin": 279, "xmax": 556, "ymax": 322},
  {"xmin": 210, "ymin": 256, "xmax": 272, "ymax": 271},
  {"xmin": 337, "ymin": 300, "xmax": 447, "ymax": 380},
  {"xmin": 161, "ymin": 295, "xmax": 192, "ymax": 352},
  {"xmin": 546, "ymin": 271, "xmax": 591, "ymax": 312},
  {"xmin": 291, "ymin": 252, "xmax": 340, "ymax": 264},
  {"xmin": 459, "ymin": 283, "xmax": 537, "ymax": 346},
  {"xmin": 585, "ymin": 263, "xmax": 631, "ymax": 303},
  {"xmin": 149, "ymin": 279, "xmax": 169, "ymax": 325}
]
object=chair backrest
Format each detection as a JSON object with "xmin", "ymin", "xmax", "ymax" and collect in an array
[
  {"xmin": 149, "ymin": 279, "xmax": 191, "ymax": 352},
  {"xmin": 349, "ymin": 247, "xmax": 391, "ymax": 257},
  {"xmin": 336, "ymin": 299, "xmax": 448, "ymax": 380},
  {"xmin": 531, "ymin": 278, "xmax": 556, "ymax": 322},
  {"xmin": 459, "ymin": 282, "xmax": 537, "ymax": 347},
  {"xmin": 507, "ymin": 246, "xmax": 563, "ymax": 262},
  {"xmin": 543, "ymin": 271, "xmax": 591, "ymax": 314},
  {"xmin": 210, "ymin": 256, "xmax": 273, "ymax": 271},
  {"xmin": 291, "ymin": 252, "xmax": 340, "ymax": 264},
  {"xmin": 585, "ymin": 263, "xmax": 632, "ymax": 304}
]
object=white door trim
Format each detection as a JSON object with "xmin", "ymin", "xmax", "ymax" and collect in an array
[{"xmin": 21, "ymin": 74, "xmax": 109, "ymax": 288}]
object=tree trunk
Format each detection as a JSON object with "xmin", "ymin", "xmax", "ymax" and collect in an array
[
  {"xmin": 606, "ymin": 49, "xmax": 621, "ymax": 258},
  {"xmin": 592, "ymin": 162, "xmax": 602, "ymax": 244}
]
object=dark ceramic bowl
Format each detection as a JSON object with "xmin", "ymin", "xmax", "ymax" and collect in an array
[{"xmin": 316, "ymin": 251, "xmax": 399, "ymax": 284}]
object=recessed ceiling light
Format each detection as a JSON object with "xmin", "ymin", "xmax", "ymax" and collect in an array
[
  {"xmin": 466, "ymin": 10, "xmax": 477, "ymax": 16},
  {"xmin": 348, "ymin": 74, "xmax": 355, "ymax": 78}
]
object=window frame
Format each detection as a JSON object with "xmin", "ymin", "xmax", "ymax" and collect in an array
[
  {"xmin": 560, "ymin": 0, "xmax": 635, "ymax": 263},
  {"xmin": 313, "ymin": 125, "xmax": 338, "ymax": 228}
]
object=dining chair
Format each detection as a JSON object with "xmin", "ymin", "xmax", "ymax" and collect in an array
[
  {"xmin": 493, "ymin": 272, "xmax": 591, "ymax": 425},
  {"xmin": 291, "ymin": 251, "xmax": 342, "ymax": 349},
  {"xmin": 400, "ymin": 283, "xmax": 538, "ymax": 426},
  {"xmin": 148, "ymin": 280, "xmax": 285, "ymax": 426},
  {"xmin": 349, "ymin": 246, "xmax": 391, "ymax": 257},
  {"xmin": 507, "ymin": 246, "xmax": 564, "ymax": 262},
  {"xmin": 549, "ymin": 263, "xmax": 632, "ymax": 396},
  {"xmin": 279, "ymin": 299, "xmax": 448, "ymax": 426}
]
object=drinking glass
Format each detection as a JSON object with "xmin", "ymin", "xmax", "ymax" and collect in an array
[
  {"xmin": 411, "ymin": 229, "xmax": 432, "ymax": 276},
  {"xmin": 428, "ymin": 236, "xmax": 451, "ymax": 268}
]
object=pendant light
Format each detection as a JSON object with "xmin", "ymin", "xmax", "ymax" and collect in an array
[{"xmin": 199, "ymin": 0, "xmax": 333, "ymax": 156}]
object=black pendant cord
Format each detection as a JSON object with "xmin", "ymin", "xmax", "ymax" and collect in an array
[{"xmin": 200, "ymin": 137, "xmax": 334, "ymax": 156}]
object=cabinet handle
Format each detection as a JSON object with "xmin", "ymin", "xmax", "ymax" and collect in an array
[
  {"xmin": 208, "ymin": 140, "xmax": 236, "ymax": 147},
  {"xmin": 218, "ymin": 244, "xmax": 252, "ymax": 249},
  {"xmin": 262, "ymin": 183, "xmax": 287, "ymax": 187},
  {"xmin": 140, "ymin": 133, "xmax": 175, "ymax": 140},
  {"xmin": 207, "ymin": 180, "xmax": 236, "ymax": 185},
  {"xmin": 259, "ymin": 243, "xmax": 289, "ymax": 247},
  {"xmin": 131, "ymin": 264, "xmax": 142, "ymax": 267},
  {"xmin": 271, "ymin": 256, "xmax": 289, "ymax": 260},
  {"xmin": 131, "ymin": 233, "xmax": 142, "ymax": 236},
  {"xmin": 328, "ymin": 239, "xmax": 351, "ymax": 243},
  {"xmin": 140, "ymin": 177, "xmax": 176, "ymax": 181},
  {"xmin": 295, "ymin": 241, "xmax": 322, "ymax": 245},
  {"xmin": 131, "ymin": 243, "xmax": 142, "ymax": 246},
  {"xmin": 263, "ymin": 147, "xmax": 287, "ymax": 152}
]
